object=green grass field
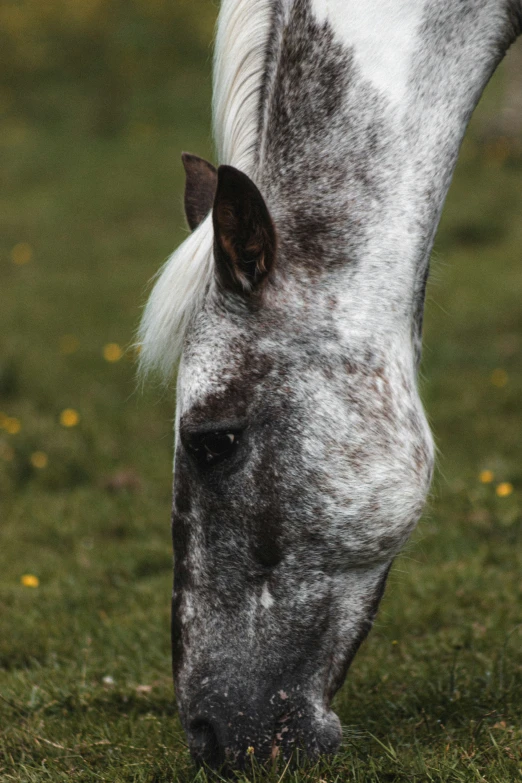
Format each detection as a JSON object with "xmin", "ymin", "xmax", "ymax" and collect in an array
[{"xmin": 1, "ymin": 16, "xmax": 521, "ymax": 781}]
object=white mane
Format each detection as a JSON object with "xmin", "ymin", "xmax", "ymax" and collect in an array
[{"xmin": 138, "ymin": 0, "xmax": 274, "ymax": 380}]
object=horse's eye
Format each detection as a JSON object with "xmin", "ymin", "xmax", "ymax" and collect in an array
[
  {"xmin": 187, "ymin": 431, "xmax": 239, "ymax": 468},
  {"xmin": 203, "ymin": 432, "xmax": 236, "ymax": 458}
]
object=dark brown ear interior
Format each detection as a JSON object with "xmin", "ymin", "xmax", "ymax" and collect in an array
[
  {"xmin": 213, "ymin": 165, "xmax": 276, "ymax": 295},
  {"xmin": 182, "ymin": 153, "xmax": 218, "ymax": 231}
]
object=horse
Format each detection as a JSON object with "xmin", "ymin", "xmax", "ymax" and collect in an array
[{"xmin": 138, "ymin": 0, "xmax": 522, "ymax": 772}]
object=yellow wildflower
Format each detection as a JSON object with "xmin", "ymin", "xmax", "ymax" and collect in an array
[
  {"xmin": 103, "ymin": 343, "xmax": 123, "ymax": 363},
  {"xmin": 11, "ymin": 242, "xmax": 33, "ymax": 266},
  {"xmin": 479, "ymin": 470, "xmax": 494, "ymax": 484},
  {"xmin": 5, "ymin": 417, "xmax": 21, "ymax": 435},
  {"xmin": 60, "ymin": 408, "xmax": 80, "ymax": 428},
  {"xmin": 246, "ymin": 746, "xmax": 255, "ymax": 755},
  {"xmin": 21, "ymin": 574, "xmax": 39, "ymax": 588},
  {"xmin": 491, "ymin": 368, "xmax": 508, "ymax": 388},
  {"xmin": 30, "ymin": 451, "xmax": 48, "ymax": 469},
  {"xmin": 496, "ymin": 482, "xmax": 513, "ymax": 498}
]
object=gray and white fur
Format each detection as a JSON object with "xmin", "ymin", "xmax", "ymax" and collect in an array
[{"xmin": 139, "ymin": 0, "xmax": 522, "ymax": 771}]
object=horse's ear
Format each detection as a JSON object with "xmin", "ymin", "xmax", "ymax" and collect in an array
[
  {"xmin": 182, "ymin": 153, "xmax": 218, "ymax": 231},
  {"xmin": 213, "ymin": 165, "xmax": 276, "ymax": 294}
]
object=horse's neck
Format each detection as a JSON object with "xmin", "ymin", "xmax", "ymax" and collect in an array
[{"xmin": 255, "ymin": 0, "xmax": 521, "ymax": 358}]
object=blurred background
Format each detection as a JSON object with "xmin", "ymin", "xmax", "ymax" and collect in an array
[{"xmin": 0, "ymin": 3, "xmax": 521, "ymax": 780}]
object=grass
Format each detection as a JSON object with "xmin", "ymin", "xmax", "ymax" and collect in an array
[{"xmin": 1, "ymin": 27, "xmax": 522, "ymax": 783}]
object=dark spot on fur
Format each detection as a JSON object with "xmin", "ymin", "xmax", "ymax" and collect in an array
[
  {"xmin": 171, "ymin": 496, "xmax": 192, "ymax": 678},
  {"xmin": 174, "ymin": 469, "xmax": 192, "ymax": 514},
  {"xmin": 258, "ymin": 0, "xmax": 394, "ymax": 274}
]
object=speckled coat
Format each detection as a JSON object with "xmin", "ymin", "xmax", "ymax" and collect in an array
[{"xmin": 139, "ymin": 0, "xmax": 522, "ymax": 771}]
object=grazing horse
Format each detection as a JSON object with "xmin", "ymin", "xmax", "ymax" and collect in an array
[{"xmin": 139, "ymin": 0, "xmax": 522, "ymax": 771}]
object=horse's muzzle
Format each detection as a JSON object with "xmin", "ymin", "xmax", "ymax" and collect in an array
[{"xmin": 183, "ymin": 687, "xmax": 342, "ymax": 772}]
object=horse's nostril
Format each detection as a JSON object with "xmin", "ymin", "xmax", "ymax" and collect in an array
[
  {"xmin": 254, "ymin": 540, "xmax": 283, "ymax": 571},
  {"xmin": 189, "ymin": 717, "xmax": 222, "ymax": 765}
]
